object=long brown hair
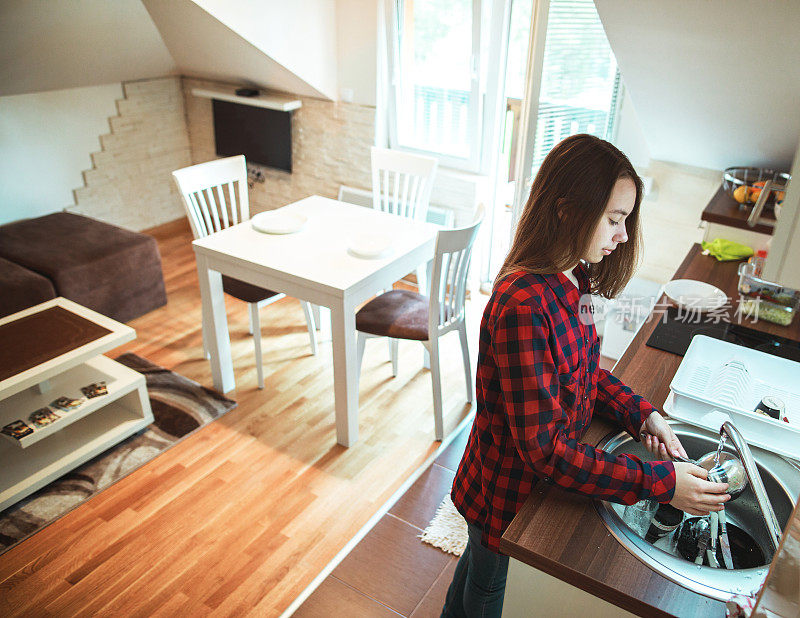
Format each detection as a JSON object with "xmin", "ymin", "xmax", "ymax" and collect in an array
[{"xmin": 496, "ymin": 134, "xmax": 643, "ymax": 298}]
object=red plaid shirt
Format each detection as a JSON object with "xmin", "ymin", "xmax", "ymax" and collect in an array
[{"xmin": 452, "ymin": 267, "xmax": 676, "ymax": 552}]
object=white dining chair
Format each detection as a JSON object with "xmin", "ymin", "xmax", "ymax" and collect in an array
[
  {"xmin": 370, "ymin": 146, "xmax": 439, "ymax": 293},
  {"xmin": 172, "ymin": 155, "xmax": 318, "ymax": 389},
  {"xmin": 355, "ymin": 206, "xmax": 483, "ymax": 440}
]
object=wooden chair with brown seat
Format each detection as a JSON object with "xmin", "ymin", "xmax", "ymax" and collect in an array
[
  {"xmin": 172, "ymin": 155, "xmax": 318, "ymax": 389},
  {"xmin": 355, "ymin": 206, "xmax": 484, "ymax": 440}
]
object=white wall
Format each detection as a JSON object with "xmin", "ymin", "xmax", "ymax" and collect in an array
[
  {"xmin": 764, "ymin": 138, "xmax": 800, "ymax": 289},
  {"xmin": 0, "ymin": 0, "xmax": 175, "ymax": 97},
  {"xmin": 614, "ymin": 89, "xmax": 721, "ymax": 286},
  {"xmin": 337, "ymin": 0, "xmax": 379, "ymax": 106},
  {"xmin": 615, "ymin": 88, "xmax": 650, "ymax": 171},
  {"xmin": 596, "ymin": 0, "xmax": 800, "ymax": 171},
  {"xmin": 636, "ymin": 160, "xmax": 719, "ymax": 284},
  {"xmin": 0, "ymin": 83, "xmax": 123, "ymax": 226}
]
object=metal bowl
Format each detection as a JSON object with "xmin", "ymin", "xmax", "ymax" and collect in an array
[
  {"xmin": 696, "ymin": 451, "xmax": 749, "ymax": 500},
  {"xmin": 722, "ymin": 167, "xmax": 790, "ymax": 204}
]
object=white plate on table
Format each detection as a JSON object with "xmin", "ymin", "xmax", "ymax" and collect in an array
[
  {"xmin": 663, "ymin": 279, "xmax": 727, "ymax": 312},
  {"xmin": 251, "ymin": 210, "xmax": 307, "ymax": 234},
  {"xmin": 346, "ymin": 234, "xmax": 395, "ymax": 259}
]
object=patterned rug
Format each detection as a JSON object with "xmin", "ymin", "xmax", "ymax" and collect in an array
[{"xmin": 0, "ymin": 353, "xmax": 237, "ymax": 556}]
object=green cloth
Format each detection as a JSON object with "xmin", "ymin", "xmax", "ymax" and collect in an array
[{"xmin": 701, "ymin": 238, "xmax": 754, "ymax": 262}]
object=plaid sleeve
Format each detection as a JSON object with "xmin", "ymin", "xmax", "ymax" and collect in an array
[
  {"xmin": 593, "ymin": 368, "xmax": 658, "ymax": 439},
  {"xmin": 493, "ymin": 306, "xmax": 675, "ymax": 504}
]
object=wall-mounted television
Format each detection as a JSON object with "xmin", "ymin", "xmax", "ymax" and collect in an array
[{"xmin": 212, "ymin": 99, "xmax": 292, "ymax": 173}]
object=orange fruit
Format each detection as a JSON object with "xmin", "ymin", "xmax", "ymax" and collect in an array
[{"xmin": 733, "ymin": 185, "xmax": 749, "ymax": 203}]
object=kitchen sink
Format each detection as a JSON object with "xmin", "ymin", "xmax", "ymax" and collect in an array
[{"xmin": 594, "ymin": 421, "xmax": 800, "ymax": 601}]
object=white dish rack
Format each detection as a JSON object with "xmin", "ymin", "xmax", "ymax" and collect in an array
[{"xmin": 663, "ymin": 335, "xmax": 800, "ymax": 461}]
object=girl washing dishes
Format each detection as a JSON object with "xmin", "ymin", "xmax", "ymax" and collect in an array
[{"xmin": 441, "ymin": 134, "xmax": 730, "ymax": 617}]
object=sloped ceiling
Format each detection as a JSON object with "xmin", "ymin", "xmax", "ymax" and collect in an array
[
  {"xmin": 0, "ymin": 0, "xmax": 177, "ymax": 97},
  {"xmin": 142, "ymin": 0, "xmax": 337, "ymax": 100},
  {"xmin": 0, "ymin": 0, "xmax": 337, "ymax": 100},
  {"xmin": 189, "ymin": 0, "xmax": 337, "ymax": 100},
  {"xmin": 595, "ymin": 0, "xmax": 800, "ymax": 171}
]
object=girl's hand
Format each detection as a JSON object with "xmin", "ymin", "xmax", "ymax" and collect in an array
[
  {"xmin": 670, "ymin": 462, "xmax": 730, "ymax": 515},
  {"xmin": 641, "ymin": 412, "xmax": 688, "ymax": 461}
]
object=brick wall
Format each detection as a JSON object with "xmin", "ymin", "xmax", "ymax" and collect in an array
[
  {"xmin": 69, "ymin": 76, "xmax": 192, "ymax": 231},
  {"xmin": 430, "ymin": 170, "xmax": 489, "ymax": 226},
  {"xmin": 182, "ymin": 77, "xmax": 375, "ymax": 215}
]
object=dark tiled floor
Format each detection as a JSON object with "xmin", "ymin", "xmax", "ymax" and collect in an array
[
  {"xmin": 296, "ymin": 578, "xmax": 402, "ymax": 617},
  {"xmin": 295, "ymin": 422, "xmax": 470, "ymax": 617}
]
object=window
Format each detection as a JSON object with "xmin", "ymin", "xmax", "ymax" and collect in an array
[
  {"xmin": 491, "ymin": 0, "xmax": 623, "ymax": 284},
  {"xmin": 529, "ymin": 0, "xmax": 621, "ymax": 172},
  {"xmin": 387, "ymin": 0, "xmax": 483, "ymax": 171}
]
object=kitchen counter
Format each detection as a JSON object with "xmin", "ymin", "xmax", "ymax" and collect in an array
[{"xmin": 499, "ymin": 244, "xmax": 800, "ymax": 617}]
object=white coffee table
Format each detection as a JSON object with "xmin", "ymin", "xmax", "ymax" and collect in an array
[
  {"xmin": 0, "ymin": 298, "xmax": 153, "ymax": 511},
  {"xmin": 192, "ymin": 195, "xmax": 439, "ymax": 447}
]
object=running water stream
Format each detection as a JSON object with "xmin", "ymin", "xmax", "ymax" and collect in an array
[
  {"xmin": 714, "ymin": 434, "xmax": 727, "ymax": 468},
  {"xmin": 712, "ymin": 433, "xmax": 735, "ymax": 568}
]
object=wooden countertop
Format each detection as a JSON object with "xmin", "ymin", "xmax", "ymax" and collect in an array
[
  {"xmin": 701, "ymin": 185, "xmax": 776, "ymax": 235},
  {"xmin": 500, "ymin": 244, "xmax": 800, "ymax": 617}
]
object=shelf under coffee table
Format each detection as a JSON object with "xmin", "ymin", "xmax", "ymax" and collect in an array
[{"xmin": 0, "ymin": 298, "xmax": 154, "ymax": 511}]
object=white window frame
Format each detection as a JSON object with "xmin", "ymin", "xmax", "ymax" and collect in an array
[
  {"xmin": 511, "ymin": 0, "xmax": 623, "ymax": 227},
  {"xmin": 384, "ymin": 0, "xmax": 486, "ymax": 173}
]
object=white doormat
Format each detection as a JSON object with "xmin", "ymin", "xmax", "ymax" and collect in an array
[{"xmin": 419, "ymin": 494, "xmax": 468, "ymax": 556}]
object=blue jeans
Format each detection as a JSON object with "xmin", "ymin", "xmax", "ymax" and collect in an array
[{"xmin": 441, "ymin": 522, "xmax": 509, "ymax": 618}]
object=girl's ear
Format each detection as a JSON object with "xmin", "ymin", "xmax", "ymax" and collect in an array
[{"xmin": 556, "ymin": 198, "xmax": 569, "ymax": 220}]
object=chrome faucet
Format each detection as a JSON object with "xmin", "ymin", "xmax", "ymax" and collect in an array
[{"xmin": 719, "ymin": 421, "xmax": 783, "ymax": 551}]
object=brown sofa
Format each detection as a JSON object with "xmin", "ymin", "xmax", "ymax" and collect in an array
[{"xmin": 0, "ymin": 212, "xmax": 167, "ymax": 322}]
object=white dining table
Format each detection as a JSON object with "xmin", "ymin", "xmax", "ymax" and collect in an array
[{"xmin": 192, "ymin": 195, "xmax": 439, "ymax": 447}]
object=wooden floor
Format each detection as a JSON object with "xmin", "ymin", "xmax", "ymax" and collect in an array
[{"xmin": 0, "ymin": 218, "xmax": 482, "ymax": 617}]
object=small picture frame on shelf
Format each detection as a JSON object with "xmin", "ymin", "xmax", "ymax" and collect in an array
[
  {"xmin": 2, "ymin": 419, "xmax": 34, "ymax": 440},
  {"xmin": 80, "ymin": 382, "xmax": 108, "ymax": 399},
  {"xmin": 29, "ymin": 408, "xmax": 61, "ymax": 428},
  {"xmin": 51, "ymin": 396, "xmax": 85, "ymax": 412}
]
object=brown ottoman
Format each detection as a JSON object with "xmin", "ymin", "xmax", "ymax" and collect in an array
[
  {"xmin": 0, "ymin": 257, "xmax": 57, "ymax": 318},
  {"xmin": 0, "ymin": 212, "xmax": 167, "ymax": 322}
]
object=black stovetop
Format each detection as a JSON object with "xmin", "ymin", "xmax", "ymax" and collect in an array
[{"xmin": 645, "ymin": 307, "xmax": 800, "ymax": 363}]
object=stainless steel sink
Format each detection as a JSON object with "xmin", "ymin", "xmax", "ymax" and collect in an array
[{"xmin": 594, "ymin": 422, "xmax": 800, "ymax": 601}]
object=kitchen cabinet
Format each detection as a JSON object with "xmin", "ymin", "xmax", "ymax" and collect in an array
[{"xmin": 503, "ymin": 559, "xmax": 636, "ymax": 617}]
